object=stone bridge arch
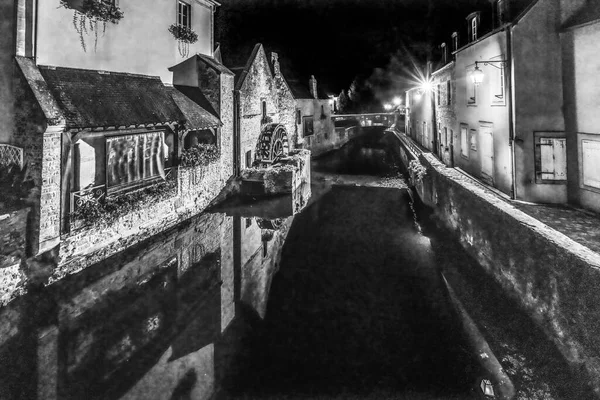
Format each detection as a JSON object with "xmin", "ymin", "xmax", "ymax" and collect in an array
[{"xmin": 255, "ymin": 123, "xmax": 289, "ymax": 165}]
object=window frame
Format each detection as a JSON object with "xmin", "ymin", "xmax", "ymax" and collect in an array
[
  {"xmin": 580, "ymin": 135, "xmax": 600, "ymax": 191},
  {"xmin": 471, "ymin": 17, "xmax": 478, "ymax": 41},
  {"xmin": 467, "ymin": 66, "xmax": 478, "ymax": 106},
  {"xmin": 460, "ymin": 124, "xmax": 469, "ymax": 159},
  {"xmin": 303, "ymin": 115, "xmax": 315, "ymax": 137},
  {"xmin": 177, "ymin": 1, "xmax": 192, "ymax": 30},
  {"xmin": 534, "ymin": 132, "xmax": 568, "ymax": 184}
]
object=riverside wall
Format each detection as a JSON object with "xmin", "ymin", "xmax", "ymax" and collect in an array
[{"xmin": 391, "ymin": 131, "xmax": 600, "ymax": 397}]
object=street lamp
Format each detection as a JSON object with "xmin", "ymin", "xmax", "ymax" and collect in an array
[
  {"xmin": 384, "ymin": 103, "xmax": 393, "ymax": 111},
  {"xmin": 392, "ymin": 96, "xmax": 402, "ymax": 106},
  {"xmin": 471, "ymin": 60, "xmax": 507, "ymax": 86}
]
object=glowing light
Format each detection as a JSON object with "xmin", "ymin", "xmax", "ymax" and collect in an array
[
  {"xmin": 392, "ymin": 97, "xmax": 402, "ymax": 106},
  {"xmin": 472, "ymin": 66, "xmax": 484, "ymax": 85},
  {"xmin": 384, "ymin": 103, "xmax": 393, "ymax": 111},
  {"xmin": 420, "ymin": 79, "xmax": 433, "ymax": 93}
]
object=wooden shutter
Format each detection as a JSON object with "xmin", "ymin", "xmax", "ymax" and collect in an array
[
  {"xmin": 539, "ymin": 138, "xmax": 567, "ymax": 181},
  {"xmin": 582, "ymin": 139, "xmax": 600, "ymax": 188}
]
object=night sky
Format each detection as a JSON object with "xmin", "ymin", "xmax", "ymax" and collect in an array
[{"xmin": 215, "ymin": 0, "xmax": 491, "ymax": 106}]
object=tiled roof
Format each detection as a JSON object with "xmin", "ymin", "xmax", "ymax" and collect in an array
[
  {"xmin": 167, "ymin": 85, "xmax": 222, "ymax": 130},
  {"xmin": 562, "ymin": 1, "xmax": 600, "ymax": 30},
  {"xmin": 38, "ymin": 66, "xmax": 184, "ymax": 129},
  {"xmin": 196, "ymin": 53, "xmax": 234, "ymax": 76},
  {"xmin": 288, "ymin": 80, "xmax": 313, "ymax": 99}
]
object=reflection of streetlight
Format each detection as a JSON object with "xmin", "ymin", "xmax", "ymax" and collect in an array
[
  {"xmin": 393, "ymin": 97, "xmax": 402, "ymax": 106},
  {"xmin": 384, "ymin": 103, "xmax": 393, "ymax": 111}
]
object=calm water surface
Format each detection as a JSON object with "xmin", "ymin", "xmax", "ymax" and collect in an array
[{"xmin": 0, "ymin": 131, "xmax": 484, "ymax": 399}]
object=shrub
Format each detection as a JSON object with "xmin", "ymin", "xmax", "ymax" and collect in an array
[{"xmin": 180, "ymin": 144, "xmax": 219, "ymax": 168}]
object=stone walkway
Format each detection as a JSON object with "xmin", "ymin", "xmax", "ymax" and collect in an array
[{"xmin": 513, "ymin": 202, "xmax": 600, "ymax": 255}]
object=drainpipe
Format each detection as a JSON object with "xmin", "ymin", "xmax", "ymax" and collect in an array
[
  {"xmin": 507, "ymin": 27, "xmax": 517, "ymax": 200},
  {"xmin": 233, "ymin": 89, "xmax": 241, "ymax": 177}
]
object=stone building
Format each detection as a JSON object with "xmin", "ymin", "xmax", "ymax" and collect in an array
[
  {"xmin": 289, "ymin": 75, "xmax": 336, "ymax": 157},
  {"xmin": 0, "ymin": 0, "xmax": 235, "ymax": 289},
  {"xmin": 223, "ymin": 43, "xmax": 296, "ymax": 173},
  {"xmin": 431, "ymin": 59, "xmax": 456, "ymax": 168}
]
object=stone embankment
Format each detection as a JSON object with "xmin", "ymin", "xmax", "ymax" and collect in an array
[{"xmin": 392, "ymin": 130, "xmax": 600, "ymax": 397}]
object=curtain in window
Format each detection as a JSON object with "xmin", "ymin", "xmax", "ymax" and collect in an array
[{"xmin": 107, "ymin": 132, "xmax": 165, "ymax": 188}]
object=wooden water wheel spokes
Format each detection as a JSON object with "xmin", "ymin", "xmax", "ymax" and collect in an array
[{"xmin": 256, "ymin": 123, "xmax": 289, "ymax": 165}]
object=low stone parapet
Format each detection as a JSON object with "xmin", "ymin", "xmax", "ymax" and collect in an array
[{"xmin": 394, "ymin": 132, "xmax": 600, "ymax": 396}]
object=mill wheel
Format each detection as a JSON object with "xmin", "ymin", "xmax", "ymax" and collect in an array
[{"xmin": 256, "ymin": 124, "xmax": 289, "ymax": 164}]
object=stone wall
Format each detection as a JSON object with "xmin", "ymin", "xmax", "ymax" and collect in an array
[
  {"xmin": 220, "ymin": 74, "xmax": 235, "ymax": 179},
  {"xmin": 432, "ymin": 63, "xmax": 456, "ymax": 167},
  {"xmin": 57, "ymin": 160, "xmax": 225, "ymax": 282},
  {"xmin": 394, "ymin": 133, "xmax": 600, "ymax": 396},
  {"xmin": 0, "ymin": 207, "xmax": 28, "ymax": 305}
]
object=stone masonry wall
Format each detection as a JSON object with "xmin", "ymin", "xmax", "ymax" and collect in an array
[
  {"xmin": 432, "ymin": 63, "xmax": 456, "ymax": 167},
  {"xmin": 395, "ymin": 134, "xmax": 600, "ymax": 396},
  {"xmin": 57, "ymin": 160, "xmax": 225, "ymax": 282},
  {"xmin": 0, "ymin": 208, "xmax": 28, "ymax": 305},
  {"xmin": 220, "ymin": 74, "xmax": 234, "ymax": 179}
]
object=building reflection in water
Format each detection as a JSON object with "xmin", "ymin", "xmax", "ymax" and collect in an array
[{"xmin": 0, "ymin": 182, "xmax": 311, "ymax": 400}]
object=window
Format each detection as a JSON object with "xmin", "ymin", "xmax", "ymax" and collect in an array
[
  {"xmin": 177, "ymin": 1, "xmax": 191, "ymax": 29},
  {"xmin": 437, "ymin": 85, "xmax": 441, "ymax": 105},
  {"xmin": 296, "ymin": 110, "xmax": 301, "ymax": 125},
  {"xmin": 467, "ymin": 67, "xmax": 477, "ymax": 105},
  {"xmin": 467, "ymin": 13, "xmax": 479, "ymax": 43},
  {"xmin": 246, "ymin": 218, "xmax": 252, "ymax": 228},
  {"xmin": 460, "ymin": 124, "xmax": 469, "ymax": 158},
  {"xmin": 246, "ymin": 150, "xmax": 252, "ymax": 168},
  {"xmin": 534, "ymin": 136, "xmax": 567, "ymax": 183},
  {"xmin": 582, "ymin": 139, "xmax": 600, "ymax": 189},
  {"xmin": 303, "ymin": 116, "xmax": 314, "ymax": 136},
  {"xmin": 444, "ymin": 127, "xmax": 448, "ymax": 147},
  {"xmin": 471, "ymin": 17, "xmax": 478, "ymax": 41},
  {"xmin": 496, "ymin": 0, "xmax": 506, "ymax": 27},
  {"xmin": 106, "ymin": 132, "xmax": 166, "ymax": 192},
  {"xmin": 470, "ymin": 129, "xmax": 478, "ymax": 151},
  {"xmin": 446, "ymin": 80, "xmax": 452, "ymax": 105},
  {"xmin": 452, "ymin": 32, "xmax": 458, "ymax": 53},
  {"xmin": 491, "ymin": 59, "xmax": 506, "ymax": 105}
]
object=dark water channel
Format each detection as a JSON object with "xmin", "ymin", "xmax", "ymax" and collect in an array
[{"xmin": 0, "ymin": 129, "xmax": 514, "ymax": 399}]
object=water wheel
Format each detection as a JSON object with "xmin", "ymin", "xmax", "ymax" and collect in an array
[{"xmin": 255, "ymin": 124, "xmax": 289, "ymax": 165}]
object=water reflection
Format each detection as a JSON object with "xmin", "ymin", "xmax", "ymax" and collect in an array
[
  {"xmin": 0, "ymin": 183, "xmax": 306, "ymax": 400},
  {"xmin": 0, "ymin": 145, "xmax": 481, "ymax": 399}
]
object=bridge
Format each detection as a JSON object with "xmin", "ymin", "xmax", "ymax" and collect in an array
[{"xmin": 331, "ymin": 112, "xmax": 399, "ymax": 129}]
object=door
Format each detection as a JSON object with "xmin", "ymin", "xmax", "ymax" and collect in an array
[{"xmin": 480, "ymin": 125, "xmax": 494, "ymax": 181}]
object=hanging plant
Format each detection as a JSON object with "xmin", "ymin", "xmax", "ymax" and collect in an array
[
  {"xmin": 59, "ymin": 0, "xmax": 124, "ymax": 52},
  {"xmin": 168, "ymin": 24, "xmax": 198, "ymax": 58}
]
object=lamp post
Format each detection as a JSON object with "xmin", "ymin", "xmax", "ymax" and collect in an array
[{"xmin": 470, "ymin": 60, "xmax": 507, "ymax": 86}]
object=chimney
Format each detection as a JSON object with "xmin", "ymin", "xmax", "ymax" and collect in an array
[
  {"xmin": 309, "ymin": 75, "xmax": 317, "ymax": 99},
  {"xmin": 271, "ymin": 52, "xmax": 280, "ymax": 77}
]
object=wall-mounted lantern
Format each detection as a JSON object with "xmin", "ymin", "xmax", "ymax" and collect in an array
[{"xmin": 471, "ymin": 60, "xmax": 506, "ymax": 86}]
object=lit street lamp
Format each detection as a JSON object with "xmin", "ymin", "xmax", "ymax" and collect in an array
[
  {"xmin": 384, "ymin": 103, "xmax": 393, "ymax": 111},
  {"xmin": 392, "ymin": 96, "xmax": 402, "ymax": 106},
  {"xmin": 471, "ymin": 60, "xmax": 507, "ymax": 86}
]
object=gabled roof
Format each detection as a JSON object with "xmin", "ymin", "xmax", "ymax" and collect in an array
[
  {"xmin": 166, "ymin": 86, "xmax": 221, "ymax": 131},
  {"xmin": 562, "ymin": 1, "xmax": 600, "ymax": 31},
  {"xmin": 225, "ymin": 43, "xmax": 266, "ymax": 90},
  {"xmin": 38, "ymin": 66, "xmax": 184, "ymax": 129},
  {"xmin": 168, "ymin": 53, "xmax": 234, "ymax": 76}
]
